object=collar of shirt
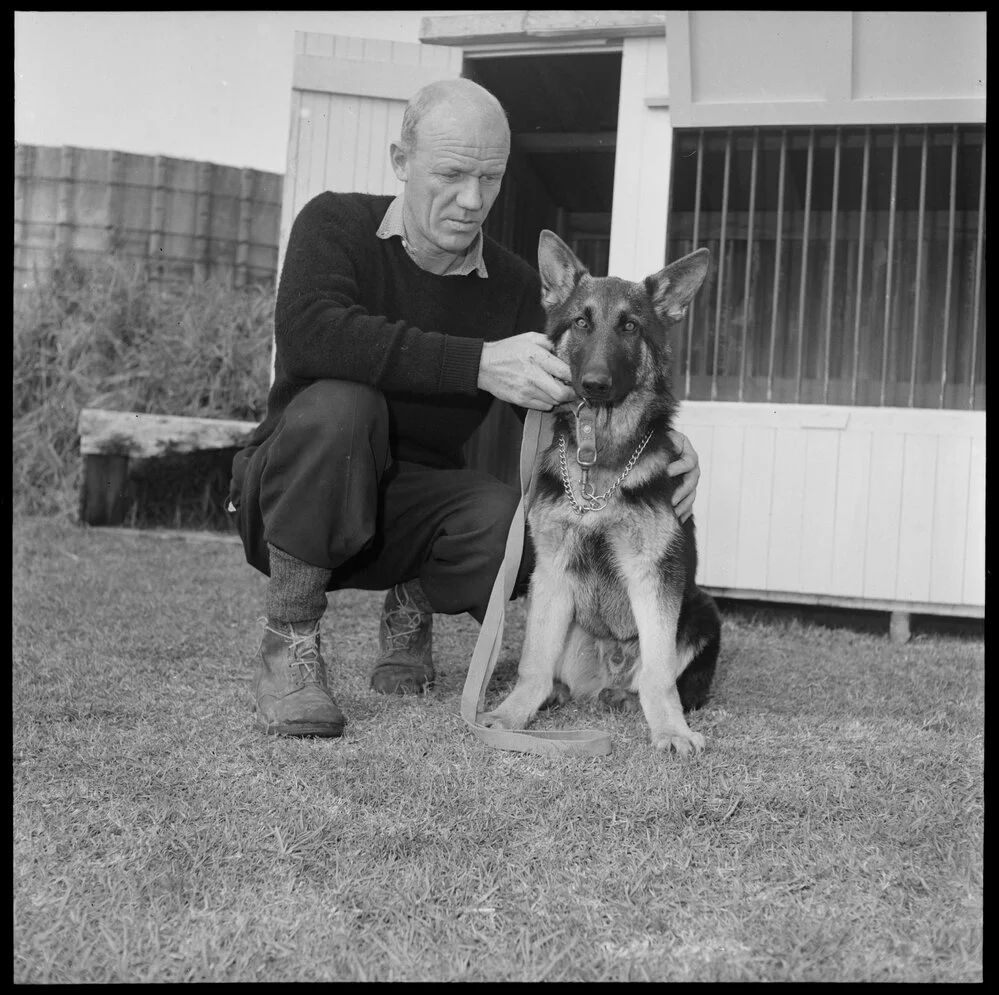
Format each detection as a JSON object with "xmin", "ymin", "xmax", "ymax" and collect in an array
[{"xmin": 376, "ymin": 195, "xmax": 489, "ymax": 278}]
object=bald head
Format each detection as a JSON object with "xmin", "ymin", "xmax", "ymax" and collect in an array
[
  {"xmin": 389, "ymin": 77, "xmax": 510, "ymax": 263},
  {"xmin": 399, "ymin": 78, "xmax": 509, "ymax": 155}
]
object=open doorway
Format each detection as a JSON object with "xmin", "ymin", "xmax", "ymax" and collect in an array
[
  {"xmin": 460, "ymin": 50, "xmax": 623, "ymax": 484},
  {"xmin": 465, "ymin": 51, "xmax": 621, "ymax": 276}
]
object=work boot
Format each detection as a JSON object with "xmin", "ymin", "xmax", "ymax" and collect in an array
[
  {"xmin": 252, "ymin": 619, "xmax": 346, "ymax": 737},
  {"xmin": 369, "ymin": 580, "xmax": 435, "ymax": 694}
]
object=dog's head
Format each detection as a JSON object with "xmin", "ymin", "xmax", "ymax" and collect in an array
[{"xmin": 538, "ymin": 230, "xmax": 710, "ymax": 406}]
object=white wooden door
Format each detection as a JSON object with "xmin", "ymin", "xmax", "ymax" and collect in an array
[{"xmin": 280, "ymin": 32, "xmax": 464, "ymax": 273}]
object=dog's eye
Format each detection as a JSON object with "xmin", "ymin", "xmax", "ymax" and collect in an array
[
  {"xmin": 573, "ymin": 317, "xmax": 588, "ymax": 329},
  {"xmin": 623, "ymin": 320, "xmax": 638, "ymax": 333}
]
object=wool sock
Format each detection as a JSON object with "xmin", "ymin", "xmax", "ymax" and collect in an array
[{"xmin": 266, "ymin": 543, "xmax": 331, "ymax": 624}]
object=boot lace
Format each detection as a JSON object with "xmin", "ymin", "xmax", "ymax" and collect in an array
[
  {"xmin": 384, "ymin": 585, "xmax": 431, "ymax": 651},
  {"xmin": 262, "ymin": 618, "xmax": 324, "ymax": 684}
]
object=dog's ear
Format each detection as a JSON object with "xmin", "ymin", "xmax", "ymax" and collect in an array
[
  {"xmin": 538, "ymin": 229, "xmax": 589, "ymax": 310},
  {"xmin": 644, "ymin": 248, "xmax": 711, "ymax": 325}
]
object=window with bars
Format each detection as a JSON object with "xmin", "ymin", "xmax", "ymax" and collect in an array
[{"xmin": 667, "ymin": 125, "xmax": 986, "ymax": 410}]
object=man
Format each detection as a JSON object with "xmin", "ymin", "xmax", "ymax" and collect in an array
[{"xmin": 228, "ymin": 78, "xmax": 701, "ymax": 738}]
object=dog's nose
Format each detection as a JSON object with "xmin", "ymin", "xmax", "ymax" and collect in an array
[{"xmin": 581, "ymin": 372, "xmax": 613, "ymax": 400}]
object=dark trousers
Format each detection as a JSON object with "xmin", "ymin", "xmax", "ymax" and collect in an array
[{"xmin": 229, "ymin": 380, "xmax": 532, "ymax": 623}]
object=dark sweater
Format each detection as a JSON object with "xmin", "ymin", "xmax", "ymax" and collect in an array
[{"xmin": 253, "ymin": 192, "xmax": 545, "ymax": 468}]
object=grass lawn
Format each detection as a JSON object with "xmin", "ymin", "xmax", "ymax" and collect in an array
[{"xmin": 13, "ymin": 515, "xmax": 983, "ymax": 982}]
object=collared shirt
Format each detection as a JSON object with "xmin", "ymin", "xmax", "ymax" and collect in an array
[{"xmin": 376, "ymin": 195, "xmax": 489, "ymax": 278}]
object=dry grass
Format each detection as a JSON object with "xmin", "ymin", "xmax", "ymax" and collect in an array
[
  {"xmin": 12, "ymin": 252, "xmax": 273, "ymax": 520},
  {"xmin": 13, "ymin": 515, "xmax": 983, "ymax": 982}
]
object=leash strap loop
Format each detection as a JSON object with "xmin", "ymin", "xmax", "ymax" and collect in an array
[{"xmin": 460, "ymin": 408, "xmax": 613, "ymax": 758}]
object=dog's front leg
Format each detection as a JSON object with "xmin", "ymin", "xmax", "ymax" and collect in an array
[
  {"xmin": 480, "ymin": 566, "xmax": 574, "ymax": 731},
  {"xmin": 626, "ymin": 580, "xmax": 706, "ymax": 757}
]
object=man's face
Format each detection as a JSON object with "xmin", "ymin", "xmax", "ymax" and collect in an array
[{"xmin": 391, "ymin": 102, "xmax": 510, "ymax": 257}]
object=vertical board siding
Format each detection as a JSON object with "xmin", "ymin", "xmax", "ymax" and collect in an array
[
  {"xmin": 301, "ymin": 90, "xmax": 333, "ymax": 204},
  {"xmin": 928, "ymin": 435, "xmax": 971, "ymax": 604},
  {"xmin": 732, "ymin": 426, "xmax": 776, "ymax": 590},
  {"xmin": 862, "ymin": 431, "xmax": 905, "ymax": 600},
  {"xmin": 14, "ymin": 144, "xmax": 282, "ymax": 289},
  {"xmin": 701, "ymin": 425, "xmax": 744, "ymax": 588},
  {"xmin": 676, "ymin": 402, "xmax": 983, "ymax": 611},
  {"xmin": 798, "ymin": 430, "xmax": 840, "ymax": 592},
  {"xmin": 765, "ymin": 428, "xmax": 808, "ymax": 592},
  {"xmin": 895, "ymin": 433, "xmax": 939, "ymax": 602},
  {"xmin": 328, "ymin": 95, "xmax": 361, "ymax": 195},
  {"xmin": 830, "ymin": 430, "xmax": 872, "ymax": 597},
  {"xmin": 963, "ymin": 436, "xmax": 985, "ymax": 605}
]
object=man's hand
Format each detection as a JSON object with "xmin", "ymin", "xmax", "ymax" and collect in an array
[
  {"xmin": 666, "ymin": 430, "xmax": 700, "ymax": 523},
  {"xmin": 478, "ymin": 333, "xmax": 577, "ymax": 411}
]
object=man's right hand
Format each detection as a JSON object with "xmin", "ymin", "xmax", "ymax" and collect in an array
[{"xmin": 477, "ymin": 332, "xmax": 578, "ymax": 410}]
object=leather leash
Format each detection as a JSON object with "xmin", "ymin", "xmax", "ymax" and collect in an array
[{"xmin": 460, "ymin": 408, "xmax": 613, "ymax": 757}]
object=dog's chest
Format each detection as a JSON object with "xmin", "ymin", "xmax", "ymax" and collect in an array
[{"xmin": 530, "ymin": 496, "xmax": 664, "ymax": 640}]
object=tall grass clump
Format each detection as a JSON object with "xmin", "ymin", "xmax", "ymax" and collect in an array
[{"xmin": 13, "ymin": 252, "xmax": 274, "ymax": 520}]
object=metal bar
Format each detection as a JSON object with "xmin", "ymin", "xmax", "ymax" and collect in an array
[
  {"xmin": 767, "ymin": 129, "xmax": 788, "ymax": 403},
  {"xmin": 795, "ymin": 128, "xmax": 815, "ymax": 402},
  {"xmin": 938, "ymin": 126, "xmax": 958, "ymax": 409},
  {"xmin": 711, "ymin": 129, "xmax": 732, "ymax": 401},
  {"xmin": 879, "ymin": 126, "xmax": 899, "ymax": 407},
  {"xmin": 684, "ymin": 130, "xmax": 704, "ymax": 399},
  {"xmin": 908, "ymin": 126, "xmax": 929, "ymax": 408},
  {"xmin": 739, "ymin": 129, "xmax": 759, "ymax": 403},
  {"xmin": 822, "ymin": 131, "xmax": 841, "ymax": 404},
  {"xmin": 968, "ymin": 132, "xmax": 985, "ymax": 409},
  {"xmin": 851, "ymin": 128, "xmax": 871, "ymax": 406},
  {"xmin": 940, "ymin": 124, "xmax": 957, "ymax": 408}
]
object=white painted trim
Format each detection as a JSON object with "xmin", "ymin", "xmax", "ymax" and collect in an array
[
  {"xmin": 608, "ymin": 34, "xmax": 672, "ymax": 281},
  {"xmin": 702, "ymin": 586, "xmax": 984, "ymax": 620},
  {"xmin": 672, "ymin": 97, "xmax": 986, "ymax": 129},
  {"xmin": 461, "ymin": 41, "xmax": 621, "ymax": 58},
  {"xmin": 676, "ymin": 401, "xmax": 986, "ymax": 438},
  {"xmin": 420, "ymin": 10, "xmax": 665, "ymax": 46}
]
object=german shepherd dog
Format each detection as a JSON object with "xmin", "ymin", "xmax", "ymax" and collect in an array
[{"xmin": 482, "ymin": 231, "xmax": 721, "ymax": 755}]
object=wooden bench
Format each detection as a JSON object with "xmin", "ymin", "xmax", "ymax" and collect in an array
[{"xmin": 77, "ymin": 408, "xmax": 258, "ymax": 526}]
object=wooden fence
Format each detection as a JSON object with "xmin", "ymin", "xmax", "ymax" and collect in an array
[{"xmin": 14, "ymin": 144, "xmax": 283, "ymax": 290}]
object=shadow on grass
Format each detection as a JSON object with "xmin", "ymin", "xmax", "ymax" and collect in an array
[{"xmin": 716, "ymin": 597, "xmax": 983, "ymax": 642}]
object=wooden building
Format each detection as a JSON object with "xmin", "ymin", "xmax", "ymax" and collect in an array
[{"xmin": 278, "ymin": 10, "xmax": 985, "ymax": 624}]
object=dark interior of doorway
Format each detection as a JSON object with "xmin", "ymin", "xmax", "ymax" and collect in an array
[
  {"xmin": 465, "ymin": 52, "xmax": 621, "ymax": 278},
  {"xmin": 460, "ymin": 52, "xmax": 622, "ymax": 486}
]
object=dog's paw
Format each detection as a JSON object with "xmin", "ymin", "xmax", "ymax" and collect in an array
[
  {"xmin": 598, "ymin": 687, "xmax": 641, "ymax": 713},
  {"xmin": 478, "ymin": 709, "xmax": 526, "ymax": 731},
  {"xmin": 654, "ymin": 729, "xmax": 706, "ymax": 757},
  {"xmin": 540, "ymin": 679, "xmax": 571, "ymax": 712}
]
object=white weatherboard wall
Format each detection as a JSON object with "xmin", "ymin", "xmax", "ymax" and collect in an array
[
  {"xmin": 675, "ymin": 403, "xmax": 985, "ymax": 616},
  {"xmin": 280, "ymin": 32, "xmax": 463, "ymax": 275}
]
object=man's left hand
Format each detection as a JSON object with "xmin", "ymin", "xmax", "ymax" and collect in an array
[{"xmin": 666, "ymin": 430, "xmax": 700, "ymax": 523}]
